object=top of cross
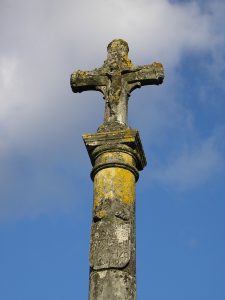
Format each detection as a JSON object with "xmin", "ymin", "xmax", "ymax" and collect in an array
[{"xmin": 70, "ymin": 39, "xmax": 164, "ymax": 132}]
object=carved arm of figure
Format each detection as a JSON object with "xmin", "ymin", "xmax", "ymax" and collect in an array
[
  {"xmin": 70, "ymin": 69, "xmax": 108, "ymax": 93},
  {"xmin": 123, "ymin": 63, "xmax": 164, "ymax": 86}
]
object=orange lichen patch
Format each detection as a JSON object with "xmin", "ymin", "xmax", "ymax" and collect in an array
[
  {"xmin": 152, "ymin": 62, "xmax": 164, "ymax": 69},
  {"xmin": 122, "ymin": 52, "xmax": 133, "ymax": 68},
  {"xmin": 77, "ymin": 70, "xmax": 90, "ymax": 78},
  {"xmin": 95, "ymin": 210, "xmax": 108, "ymax": 219},
  {"xmin": 94, "ymin": 167, "xmax": 135, "ymax": 208}
]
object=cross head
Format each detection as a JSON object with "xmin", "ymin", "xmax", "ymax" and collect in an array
[{"xmin": 70, "ymin": 39, "xmax": 164, "ymax": 132}]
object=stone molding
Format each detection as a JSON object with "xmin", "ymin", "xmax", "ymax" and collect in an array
[
  {"xmin": 82, "ymin": 129, "xmax": 147, "ymax": 177},
  {"xmin": 91, "ymin": 161, "xmax": 139, "ymax": 182}
]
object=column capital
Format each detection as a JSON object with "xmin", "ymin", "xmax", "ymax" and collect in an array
[{"xmin": 82, "ymin": 129, "xmax": 147, "ymax": 172}]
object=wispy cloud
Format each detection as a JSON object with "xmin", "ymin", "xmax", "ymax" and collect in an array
[{"xmin": 150, "ymin": 130, "xmax": 225, "ymax": 191}]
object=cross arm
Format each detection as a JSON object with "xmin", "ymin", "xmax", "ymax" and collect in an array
[
  {"xmin": 70, "ymin": 69, "xmax": 108, "ymax": 93},
  {"xmin": 123, "ymin": 62, "xmax": 164, "ymax": 89}
]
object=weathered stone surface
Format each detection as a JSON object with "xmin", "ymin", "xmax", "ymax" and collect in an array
[
  {"xmin": 93, "ymin": 198, "xmax": 131, "ymax": 221},
  {"xmin": 87, "ymin": 136, "xmax": 138, "ymax": 298},
  {"xmin": 93, "ymin": 167, "xmax": 136, "ymax": 207},
  {"xmin": 90, "ymin": 218, "xmax": 131, "ymax": 269},
  {"xmin": 70, "ymin": 39, "xmax": 163, "ymax": 299},
  {"xmin": 89, "ymin": 270, "xmax": 136, "ymax": 300},
  {"xmin": 71, "ymin": 39, "xmax": 164, "ymax": 132}
]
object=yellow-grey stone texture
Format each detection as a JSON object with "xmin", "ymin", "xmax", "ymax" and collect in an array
[{"xmin": 70, "ymin": 39, "xmax": 164, "ymax": 299}]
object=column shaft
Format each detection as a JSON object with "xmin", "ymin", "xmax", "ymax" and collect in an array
[{"xmin": 83, "ymin": 130, "xmax": 146, "ymax": 300}]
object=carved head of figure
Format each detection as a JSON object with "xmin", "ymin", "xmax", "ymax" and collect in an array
[{"xmin": 105, "ymin": 39, "xmax": 133, "ymax": 71}]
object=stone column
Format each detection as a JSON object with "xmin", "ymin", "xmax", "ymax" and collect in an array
[{"xmin": 83, "ymin": 129, "xmax": 146, "ymax": 300}]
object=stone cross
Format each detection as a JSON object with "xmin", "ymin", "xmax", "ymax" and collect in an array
[
  {"xmin": 70, "ymin": 39, "xmax": 164, "ymax": 300},
  {"xmin": 71, "ymin": 39, "xmax": 164, "ymax": 132}
]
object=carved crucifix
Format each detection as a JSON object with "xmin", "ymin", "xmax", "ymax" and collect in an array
[
  {"xmin": 70, "ymin": 40, "xmax": 164, "ymax": 299},
  {"xmin": 70, "ymin": 39, "xmax": 164, "ymax": 132}
]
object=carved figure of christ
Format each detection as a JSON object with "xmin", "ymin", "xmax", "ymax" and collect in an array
[{"xmin": 70, "ymin": 39, "xmax": 164, "ymax": 132}]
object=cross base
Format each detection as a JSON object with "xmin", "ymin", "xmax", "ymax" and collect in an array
[{"xmin": 97, "ymin": 121, "xmax": 129, "ymax": 133}]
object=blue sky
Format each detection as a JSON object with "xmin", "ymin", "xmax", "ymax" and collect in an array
[{"xmin": 0, "ymin": 0, "xmax": 225, "ymax": 299}]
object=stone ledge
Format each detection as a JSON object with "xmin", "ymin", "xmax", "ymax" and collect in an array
[{"xmin": 82, "ymin": 129, "xmax": 147, "ymax": 171}]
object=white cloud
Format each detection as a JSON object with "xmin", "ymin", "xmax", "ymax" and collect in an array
[
  {"xmin": 0, "ymin": 0, "xmax": 222, "ymax": 151},
  {"xmin": 0, "ymin": 0, "xmax": 224, "ymax": 220}
]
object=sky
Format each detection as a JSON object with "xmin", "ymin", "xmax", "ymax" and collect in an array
[{"xmin": 0, "ymin": 0, "xmax": 225, "ymax": 299}]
